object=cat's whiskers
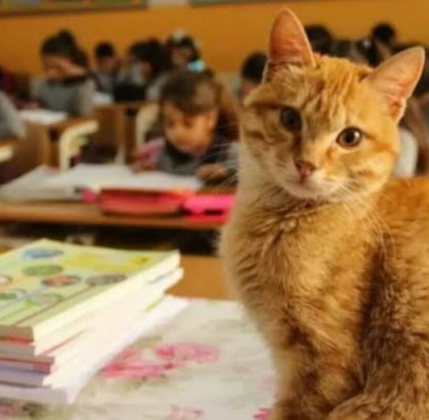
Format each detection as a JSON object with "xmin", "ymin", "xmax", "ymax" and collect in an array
[
  {"xmin": 194, "ymin": 145, "xmax": 237, "ymax": 166},
  {"xmin": 207, "ymin": 172, "xmax": 238, "ymax": 194},
  {"xmin": 217, "ymin": 122, "xmax": 240, "ymax": 131}
]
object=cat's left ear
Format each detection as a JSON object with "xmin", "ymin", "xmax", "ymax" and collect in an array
[
  {"xmin": 264, "ymin": 8, "xmax": 315, "ymax": 81},
  {"xmin": 365, "ymin": 47, "xmax": 425, "ymax": 121}
]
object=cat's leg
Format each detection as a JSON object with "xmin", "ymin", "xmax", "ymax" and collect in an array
[
  {"xmin": 327, "ymin": 359, "xmax": 429, "ymax": 420},
  {"xmin": 268, "ymin": 349, "xmax": 315, "ymax": 420},
  {"xmin": 269, "ymin": 349, "xmax": 339, "ymax": 420},
  {"xmin": 269, "ymin": 349, "xmax": 302, "ymax": 420},
  {"xmin": 327, "ymin": 266, "xmax": 429, "ymax": 420},
  {"xmin": 327, "ymin": 389, "xmax": 429, "ymax": 420}
]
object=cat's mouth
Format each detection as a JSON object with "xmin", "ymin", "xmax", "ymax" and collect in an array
[
  {"xmin": 263, "ymin": 158, "xmax": 345, "ymax": 201},
  {"xmin": 278, "ymin": 175, "xmax": 342, "ymax": 201},
  {"xmin": 284, "ymin": 179, "xmax": 331, "ymax": 200}
]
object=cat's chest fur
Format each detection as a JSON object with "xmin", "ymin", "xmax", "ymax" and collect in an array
[{"xmin": 221, "ymin": 196, "xmax": 372, "ymax": 352}]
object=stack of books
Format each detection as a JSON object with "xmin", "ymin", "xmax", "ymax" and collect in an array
[{"xmin": 0, "ymin": 239, "xmax": 185, "ymax": 404}]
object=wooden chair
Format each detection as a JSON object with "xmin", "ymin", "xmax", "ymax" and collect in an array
[
  {"xmin": 0, "ymin": 141, "xmax": 14, "ymax": 164},
  {"xmin": 1, "ymin": 118, "xmax": 99, "ymax": 181},
  {"xmin": 135, "ymin": 103, "xmax": 159, "ymax": 147},
  {"xmin": 58, "ymin": 120, "xmax": 99, "ymax": 170}
]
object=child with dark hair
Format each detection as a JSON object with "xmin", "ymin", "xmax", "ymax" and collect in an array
[
  {"xmin": 371, "ymin": 23, "xmax": 397, "ymax": 49},
  {"xmin": 133, "ymin": 70, "xmax": 238, "ymax": 182},
  {"xmin": 305, "ymin": 25, "xmax": 334, "ymax": 55},
  {"xmin": 166, "ymin": 31, "xmax": 205, "ymax": 72},
  {"xmin": 93, "ymin": 42, "xmax": 120, "ymax": 95},
  {"xmin": 240, "ymin": 52, "xmax": 267, "ymax": 99},
  {"xmin": 116, "ymin": 39, "xmax": 170, "ymax": 101},
  {"xmin": 34, "ymin": 30, "xmax": 95, "ymax": 117}
]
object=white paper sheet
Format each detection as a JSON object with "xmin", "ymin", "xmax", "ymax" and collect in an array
[{"xmin": 19, "ymin": 110, "xmax": 67, "ymax": 125}]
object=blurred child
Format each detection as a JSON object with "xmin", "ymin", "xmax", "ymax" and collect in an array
[
  {"xmin": 371, "ymin": 23, "xmax": 397, "ymax": 50},
  {"xmin": 166, "ymin": 31, "xmax": 206, "ymax": 72},
  {"xmin": 34, "ymin": 30, "xmax": 95, "ymax": 117},
  {"xmin": 240, "ymin": 52, "xmax": 267, "ymax": 99},
  {"xmin": 116, "ymin": 39, "xmax": 169, "ymax": 101},
  {"xmin": 305, "ymin": 25, "xmax": 334, "ymax": 55},
  {"xmin": 133, "ymin": 70, "xmax": 238, "ymax": 182},
  {"xmin": 93, "ymin": 42, "xmax": 120, "ymax": 95},
  {"xmin": 0, "ymin": 92, "xmax": 25, "ymax": 139}
]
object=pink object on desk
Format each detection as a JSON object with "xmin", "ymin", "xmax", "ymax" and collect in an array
[
  {"xmin": 183, "ymin": 194, "xmax": 235, "ymax": 216},
  {"xmin": 135, "ymin": 139, "xmax": 164, "ymax": 167},
  {"xmin": 98, "ymin": 189, "xmax": 186, "ymax": 216},
  {"xmin": 86, "ymin": 188, "xmax": 235, "ymax": 220}
]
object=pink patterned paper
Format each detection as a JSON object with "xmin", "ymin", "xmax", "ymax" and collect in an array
[
  {"xmin": 0, "ymin": 404, "xmax": 22, "ymax": 418},
  {"xmin": 102, "ymin": 349, "xmax": 180, "ymax": 380},
  {"xmin": 253, "ymin": 408, "xmax": 271, "ymax": 420},
  {"xmin": 168, "ymin": 405, "xmax": 204, "ymax": 420},
  {"xmin": 156, "ymin": 343, "xmax": 220, "ymax": 364},
  {"xmin": 0, "ymin": 300, "xmax": 274, "ymax": 420}
]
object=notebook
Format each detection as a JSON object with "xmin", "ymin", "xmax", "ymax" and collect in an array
[
  {"xmin": 45, "ymin": 164, "xmax": 203, "ymax": 194},
  {"xmin": 0, "ymin": 166, "xmax": 79, "ymax": 202},
  {"xmin": 0, "ymin": 296, "xmax": 188, "ymax": 404},
  {"xmin": 0, "ymin": 165, "xmax": 203, "ymax": 203},
  {"xmin": 0, "ymin": 239, "xmax": 180, "ymax": 340},
  {"xmin": 0, "ymin": 269, "xmax": 182, "ymax": 387},
  {"xmin": 0, "ymin": 268, "xmax": 182, "ymax": 360}
]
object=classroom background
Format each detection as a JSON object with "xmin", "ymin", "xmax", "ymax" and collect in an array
[
  {"xmin": 0, "ymin": 0, "xmax": 427, "ymax": 264},
  {"xmin": 0, "ymin": 0, "xmax": 428, "ymax": 415}
]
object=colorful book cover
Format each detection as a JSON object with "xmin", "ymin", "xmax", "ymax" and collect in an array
[{"xmin": 0, "ymin": 240, "xmax": 179, "ymax": 340}]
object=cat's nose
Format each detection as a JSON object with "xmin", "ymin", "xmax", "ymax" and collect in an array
[{"xmin": 294, "ymin": 159, "xmax": 317, "ymax": 179}]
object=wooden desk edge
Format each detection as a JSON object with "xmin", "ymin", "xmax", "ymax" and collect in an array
[{"xmin": 0, "ymin": 203, "xmax": 225, "ymax": 230}]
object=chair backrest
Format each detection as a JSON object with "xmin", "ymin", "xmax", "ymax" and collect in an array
[
  {"xmin": 134, "ymin": 103, "xmax": 160, "ymax": 148},
  {"xmin": 58, "ymin": 120, "xmax": 99, "ymax": 171}
]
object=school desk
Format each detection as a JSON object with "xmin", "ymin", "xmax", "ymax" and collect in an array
[
  {"xmin": 0, "ymin": 298, "xmax": 274, "ymax": 420},
  {"xmin": 4, "ymin": 118, "xmax": 97, "ymax": 179},
  {"xmin": 1, "ymin": 124, "xmax": 47, "ymax": 181},
  {"xmin": 0, "ymin": 133, "xmax": 46, "ymax": 182},
  {"xmin": 0, "ymin": 201, "xmax": 227, "ymax": 230}
]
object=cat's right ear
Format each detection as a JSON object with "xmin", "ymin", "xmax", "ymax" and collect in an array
[
  {"xmin": 264, "ymin": 8, "xmax": 315, "ymax": 81},
  {"xmin": 365, "ymin": 47, "xmax": 425, "ymax": 121}
]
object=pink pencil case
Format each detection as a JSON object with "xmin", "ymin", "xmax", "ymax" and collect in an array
[
  {"xmin": 183, "ymin": 194, "xmax": 235, "ymax": 216},
  {"xmin": 85, "ymin": 189, "xmax": 235, "ymax": 218}
]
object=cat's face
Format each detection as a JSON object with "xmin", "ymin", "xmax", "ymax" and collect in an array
[
  {"xmin": 241, "ymin": 9, "xmax": 424, "ymax": 202},
  {"xmin": 242, "ymin": 58, "xmax": 400, "ymax": 201}
]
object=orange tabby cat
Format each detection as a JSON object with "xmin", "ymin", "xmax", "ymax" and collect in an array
[{"xmin": 220, "ymin": 8, "xmax": 429, "ymax": 420}]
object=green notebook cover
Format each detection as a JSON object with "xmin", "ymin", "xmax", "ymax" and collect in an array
[{"xmin": 0, "ymin": 240, "xmax": 179, "ymax": 340}]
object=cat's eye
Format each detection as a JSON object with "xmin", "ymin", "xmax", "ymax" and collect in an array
[
  {"xmin": 280, "ymin": 107, "xmax": 302, "ymax": 132},
  {"xmin": 337, "ymin": 127, "xmax": 363, "ymax": 148}
]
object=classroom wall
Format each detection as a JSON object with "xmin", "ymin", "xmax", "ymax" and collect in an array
[{"xmin": 0, "ymin": 0, "xmax": 428, "ymax": 75}]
